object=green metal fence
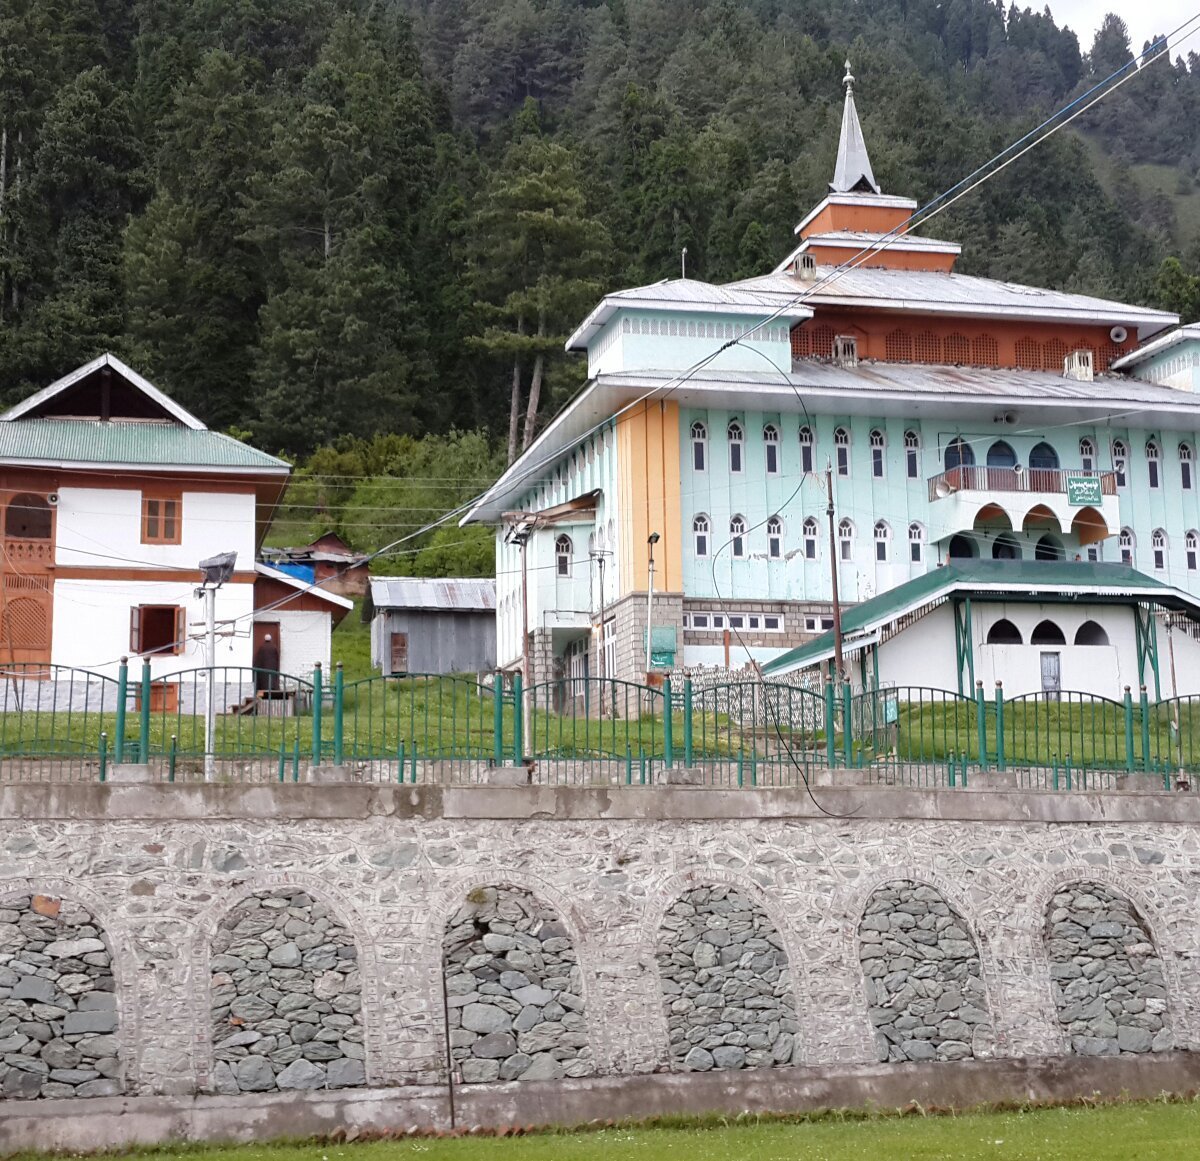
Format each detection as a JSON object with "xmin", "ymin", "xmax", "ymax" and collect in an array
[{"xmin": 0, "ymin": 663, "xmax": 1196, "ymax": 788}]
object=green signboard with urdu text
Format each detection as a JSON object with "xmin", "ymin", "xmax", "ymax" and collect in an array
[{"xmin": 1066, "ymin": 475, "xmax": 1103, "ymax": 506}]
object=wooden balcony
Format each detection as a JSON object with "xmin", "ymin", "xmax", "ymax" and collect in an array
[{"xmin": 928, "ymin": 467, "xmax": 1117, "ymax": 502}]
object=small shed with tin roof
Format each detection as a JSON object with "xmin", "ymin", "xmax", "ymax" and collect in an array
[{"xmin": 366, "ymin": 576, "xmax": 496, "ymax": 675}]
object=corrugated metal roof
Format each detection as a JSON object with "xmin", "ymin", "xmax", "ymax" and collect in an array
[
  {"xmin": 0, "ymin": 418, "xmax": 289, "ymax": 471},
  {"xmin": 369, "ymin": 576, "xmax": 496, "ymax": 611},
  {"xmin": 1112, "ymin": 324, "xmax": 1200, "ymax": 370}
]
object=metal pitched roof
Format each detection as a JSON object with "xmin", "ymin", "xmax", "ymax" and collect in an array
[
  {"xmin": 763, "ymin": 561, "xmax": 1200, "ymax": 676},
  {"xmin": 255, "ymin": 563, "xmax": 353, "ymax": 610},
  {"xmin": 368, "ymin": 576, "xmax": 496, "ymax": 612},
  {"xmin": 830, "ymin": 62, "xmax": 880, "ymax": 195},
  {"xmin": 1111, "ymin": 324, "xmax": 1200, "ymax": 371},
  {"xmin": 0, "ymin": 418, "xmax": 289, "ymax": 472}
]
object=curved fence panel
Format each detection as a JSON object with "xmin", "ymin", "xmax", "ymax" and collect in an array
[
  {"xmin": 1148, "ymin": 696, "xmax": 1200, "ymax": 782},
  {"xmin": 1004, "ymin": 691, "xmax": 1129, "ymax": 788},
  {"xmin": 850, "ymin": 687, "xmax": 980, "ymax": 787}
]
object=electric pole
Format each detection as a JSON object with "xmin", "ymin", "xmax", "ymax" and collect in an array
[{"xmin": 825, "ymin": 463, "xmax": 845, "ymax": 682}]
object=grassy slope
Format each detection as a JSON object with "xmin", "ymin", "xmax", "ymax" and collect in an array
[{"xmin": 27, "ymin": 1100, "xmax": 1200, "ymax": 1161}]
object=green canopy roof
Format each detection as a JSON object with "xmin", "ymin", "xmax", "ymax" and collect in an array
[{"xmin": 763, "ymin": 560, "xmax": 1200, "ymax": 676}]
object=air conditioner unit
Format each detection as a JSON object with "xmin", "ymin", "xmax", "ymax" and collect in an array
[
  {"xmin": 794, "ymin": 252, "xmax": 817, "ymax": 281},
  {"xmin": 46, "ymin": 493, "xmax": 59, "ymax": 506},
  {"xmin": 833, "ymin": 334, "xmax": 858, "ymax": 367},
  {"xmin": 1063, "ymin": 349, "xmax": 1094, "ymax": 382},
  {"xmin": 1109, "ymin": 325, "xmax": 1128, "ymax": 344}
]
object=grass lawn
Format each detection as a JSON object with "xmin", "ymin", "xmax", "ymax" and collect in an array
[{"xmin": 21, "ymin": 1101, "xmax": 1200, "ymax": 1161}]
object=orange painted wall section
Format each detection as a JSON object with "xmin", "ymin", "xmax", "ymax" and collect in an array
[
  {"xmin": 801, "ymin": 203, "xmax": 912, "ymax": 239},
  {"xmin": 791, "ymin": 310, "xmax": 1137, "ymax": 371},
  {"xmin": 616, "ymin": 401, "xmax": 682, "ymax": 595},
  {"xmin": 803, "ymin": 243, "xmax": 956, "ymax": 273}
]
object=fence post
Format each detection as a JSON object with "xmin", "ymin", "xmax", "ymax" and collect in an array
[
  {"xmin": 975, "ymin": 680, "xmax": 988, "ymax": 772},
  {"xmin": 683, "ymin": 679, "xmax": 693, "ymax": 769},
  {"xmin": 493, "ymin": 675, "xmax": 504, "ymax": 767},
  {"xmin": 662, "ymin": 678, "xmax": 674, "ymax": 771},
  {"xmin": 512, "ymin": 674, "xmax": 523, "ymax": 766},
  {"xmin": 825, "ymin": 679, "xmax": 836, "ymax": 768},
  {"xmin": 1140, "ymin": 685, "xmax": 1152, "ymax": 773},
  {"xmin": 312, "ymin": 662, "xmax": 323, "ymax": 765},
  {"xmin": 333, "ymin": 662, "xmax": 344, "ymax": 766},
  {"xmin": 842, "ymin": 681, "xmax": 853, "ymax": 769},
  {"xmin": 139, "ymin": 660, "xmax": 151, "ymax": 761},
  {"xmin": 98, "ymin": 732, "xmax": 107, "ymax": 783},
  {"xmin": 1123, "ymin": 686, "xmax": 1135, "ymax": 773},
  {"xmin": 114, "ymin": 657, "xmax": 128, "ymax": 764},
  {"xmin": 168, "ymin": 735, "xmax": 177, "ymax": 784},
  {"xmin": 994, "ymin": 682, "xmax": 1005, "ymax": 772}
]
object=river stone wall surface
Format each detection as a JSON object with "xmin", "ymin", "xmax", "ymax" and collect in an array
[
  {"xmin": 858, "ymin": 881, "xmax": 994, "ymax": 1063},
  {"xmin": 443, "ymin": 887, "xmax": 592, "ymax": 1084},
  {"xmin": 209, "ymin": 889, "xmax": 365, "ymax": 1094},
  {"xmin": 657, "ymin": 885, "xmax": 799, "ymax": 1071},
  {"xmin": 0, "ymin": 894, "xmax": 120, "ymax": 1100},
  {"xmin": 1047, "ymin": 882, "xmax": 1172, "ymax": 1057}
]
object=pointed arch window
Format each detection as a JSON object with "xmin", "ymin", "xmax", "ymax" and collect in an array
[
  {"xmin": 1079, "ymin": 437, "xmax": 1095, "ymax": 473},
  {"xmin": 870, "ymin": 429, "xmax": 886, "ymax": 479},
  {"xmin": 1119, "ymin": 527, "xmax": 1134, "ymax": 565},
  {"xmin": 555, "ymin": 534, "xmax": 573, "ymax": 577},
  {"xmin": 763, "ymin": 424, "xmax": 780, "ymax": 474},
  {"xmin": 1112, "ymin": 440, "xmax": 1128, "ymax": 488},
  {"xmin": 1146, "ymin": 440, "xmax": 1161, "ymax": 489},
  {"xmin": 799, "ymin": 425, "xmax": 814, "ymax": 474},
  {"xmin": 908, "ymin": 522, "xmax": 924, "ymax": 563},
  {"xmin": 729, "ymin": 514, "xmax": 746, "ymax": 559},
  {"xmin": 873, "ymin": 520, "xmax": 890, "ymax": 562},
  {"xmin": 1152, "ymin": 528, "xmax": 1167, "ymax": 571},
  {"xmin": 904, "ymin": 430, "xmax": 920, "ymax": 479},
  {"xmin": 945, "ymin": 437, "xmax": 974, "ymax": 471},
  {"xmin": 728, "ymin": 421, "xmax": 744, "ymax": 473},
  {"xmin": 838, "ymin": 518, "xmax": 854, "ymax": 561},
  {"xmin": 693, "ymin": 514, "xmax": 709, "ymax": 557},
  {"xmin": 802, "ymin": 516, "xmax": 818, "ymax": 560},
  {"xmin": 1181, "ymin": 442, "xmax": 1194, "ymax": 491},
  {"xmin": 1187, "ymin": 530, "xmax": 1198, "ymax": 572},
  {"xmin": 691, "ymin": 421, "xmax": 707, "ymax": 472},
  {"xmin": 834, "ymin": 427, "xmax": 850, "ymax": 477},
  {"xmin": 767, "ymin": 515, "xmax": 782, "ymax": 559}
]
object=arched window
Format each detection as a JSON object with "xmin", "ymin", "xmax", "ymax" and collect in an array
[
  {"xmin": 1146, "ymin": 440, "xmax": 1161, "ymax": 489},
  {"xmin": 993, "ymin": 532, "xmax": 1022, "ymax": 560},
  {"xmin": 873, "ymin": 520, "xmax": 890, "ymax": 561},
  {"xmin": 1119, "ymin": 527, "xmax": 1134, "ymax": 564},
  {"xmin": 1181, "ymin": 442, "xmax": 1194, "ymax": 491},
  {"xmin": 1029, "ymin": 442, "xmax": 1059, "ymax": 470},
  {"xmin": 834, "ymin": 427, "xmax": 850, "ymax": 476},
  {"xmin": 728, "ymin": 421, "xmax": 744, "ymax": 473},
  {"xmin": 5, "ymin": 494, "xmax": 51, "ymax": 539},
  {"xmin": 870, "ymin": 429, "xmax": 886, "ymax": 479},
  {"xmin": 1152, "ymin": 528, "xmax": 1166, "ymax": 570},
  {"xmin": 763, "ymin": 424, "xmax": 780, "ymax": 474},
  {"xmin": 693, "ymin": 514, "xmax": 709, "ymax": 557},
  {"xmin": 1035, "ymin": 533, "xmax": 1064, "ymax": 561},
  {"xmin": 555, "ymin": 534, "xmax": 573, "ymax": 577},
  {"xmin": 986, "ymin": 440, "xmax": 1017, "ymax": 469},
  {"xmin": 904, "ymin": 430, "xmax": 920, "ymax": 479},
  {"xmin": 799, "ymin": 425, "xmax": 814, "ymax": 474},
  {"xmin": 691, "ymin": 421, "xmax": 707, "ymax": 472},
  {"xmin": 1188, "ymin": 530, "xmax": 1198, "ymax": 572},
  {"xmin": 1074, "ymin": 621, "xmax": 1110, "ymax": 646},
  {"xmin": 838, "ymin": 518, "xmax": 854, "ymax": 561},
  {"xmin": 986, "ymin": 619, "xmax": 1023, "ymax": 645},
  {"xmin": 767, "ymin": 515, "xmax": 782, "ymax": 559},
  {"xmin": 948, "ymin": 534, "xmax": 976, "ymax": 559},
  {"xmin": 587, "ymin": 532, "xmax": 595, "ymax": 556},
  {"xmin": 1030, "ymin": 619, "xmax": 1066, "ymax": 645},
  {"xmin": 908, "ymin": 522, "xmax": 924, "ymax": 563},
  {"xmin": 1079, "ymin": 437, "xmax": 1095, "ymax": 472},
  {"xmin": 1112, "ymin": 439, "xmax": 1128, "ymax": 487},
  {"xmin": 945, "ymin": 437, "xmax": 974, "ymax": 471},
  {"xmin": 802, "ymin": 516, "xmax": 818, "ymax": 560},
  {"xmin": 729, "ymin": 514, "xmax": 746, "ymax": 559}
]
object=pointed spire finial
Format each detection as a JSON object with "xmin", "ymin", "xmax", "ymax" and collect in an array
[{"xmin": 830, "ymin": 61, "xmax": 881, "ymax": 195}]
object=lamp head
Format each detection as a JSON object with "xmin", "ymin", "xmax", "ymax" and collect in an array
[
  {"xmin": 199, "ymin": 551, "xmax": 238, "ymax": 587},
  {"xmin": 647, "ymin": 532, "xmax": 661, "ymax": 545}
]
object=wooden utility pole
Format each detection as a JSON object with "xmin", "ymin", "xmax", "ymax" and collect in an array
[{"xmin": 825, "ymin": 463, "xmax": 845, "ymax": 682}]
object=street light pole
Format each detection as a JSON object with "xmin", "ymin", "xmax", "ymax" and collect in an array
[
  {"xmin": 645, "ymin": 532, "xmax": 660, "ymax": 675},
  {"xmin": 197, "ymin": 551, "xmax": 237, "ymax": 783}
]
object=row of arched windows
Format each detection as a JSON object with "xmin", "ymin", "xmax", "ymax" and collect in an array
[
  {"xmin": 985, "ymin": 618, "xmax": 1110, "ymax": 646},
  {"xmin": 692, "ymin": 515, "xmax": 926, "ymax": 563},
  {"xmin": 1118, "ymin": 528, "xmax": 1200, "ymax": 571}
]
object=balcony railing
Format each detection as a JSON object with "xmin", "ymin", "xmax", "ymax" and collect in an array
[{"xmin": 928, "ymin": 467, "xmax": 1117, "ymax": 502}]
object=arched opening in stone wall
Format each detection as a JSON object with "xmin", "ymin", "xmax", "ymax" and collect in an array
[
  {"xmin": 443, "ymin": 886, "xmax": 591, "ymax": 1084},
  {"xmin": 858, "ymin": 881, "xmax": 993, "ymax": 1063},
  {"xmin": 1045, "ymin": 883, "xmax": 1172, "ymax": 1056},
  {"xmin": 656, "ymin": 884, "xmax": 799, "ymax": 1072},
  {"xmin": 0, "ymin": 893, "xmax": 121, "ymax": 1100},
  {"xmin": 209, "ymin": 889, "xmax": 365, "ymax": 1094}
]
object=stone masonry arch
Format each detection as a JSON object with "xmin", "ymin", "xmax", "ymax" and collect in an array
[
  {"xmin": 443, "ymin": 884, "xmax": 593, "ymax": 1083},
  {"xmin": 857, "ymin": 879, "xmax": 995, "ymax": 1063}
]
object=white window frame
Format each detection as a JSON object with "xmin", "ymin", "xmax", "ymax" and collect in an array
[
  {"xmin": 874, "ymin": 520, "xmax": 890, "ymax": 561},
  {"xmin": 1120, "ymin": 527, "xmax": 1134, "ymax": 565},
  {"xmin": 728, "ymin": 421, "xmax": 744, "ymax": 474},
  {"xmin": 904, "ymin": 430, "xmax": 920, "ymax": 479},
  {"xmin": 1079, "ymin": 437, "xmax": 1095, "ymax": 473},
  {"xmin": 1112, "ymin": 440, "xmax": 1127, "ymax": 488},
  {"xmin": 908, "ymin": 522, "xmax": 923, "ymax": 563},
  {"xmin": 1181, "ymin": 442, "xmax": 1194, "ymax": 491},
  {"xmin": 870, "ymin": 429, "xmax": 886, "ymax": 479},
  {"xmin": 1147, "ymin": 440, "xmax": 1161, "ymax": 490},
  {"xmin": 799, "ymin": 426, "xmax": 814, "ymax": 474},
  {"xmin": 1152, "ymin": 528, "xmax": 1167, "ymax": 571},
  {"xmin": 803, "ymin": 517, "xmax": 818, "ymax": 560},
  {"xmin": 693, "ymin": 514, "xmax": 710, "ymax": 557},
  {"xmin": 691, "ymin": 421, "xmax": 707, "ymax": 472},
  {"xmin": 767, "ymin": 515, "xmax": 782, "ymax": 559},
  {"xmin": 763, "ymin": 424, "xmax": 780, "ymax": 475},
  {"xmin": 730, "ymin": 514, "xmax": 746, "ymax": 559},
  {"xmin": 1187, "ymin": 531, "xmax": 1198, "ymax": 571},
  {"xmin": 834, "ymin": 427, "xmax": 850, "ymax": 477},
  {"xmin": 555, "ymin": 534, "xmax": 573, "ymax": 578},
  {"xmin": 838, "ymin": 518, "xmax": 854, "ymax": 561}
]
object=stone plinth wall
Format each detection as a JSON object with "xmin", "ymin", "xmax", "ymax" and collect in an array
[
  {"xmin": 859, "ymin": 881, "xmax": 994, "ymax": 1063},
  {"xmin": 209, "ymin": 890, "xmax": 364, "ymax": 1094},
  {"xmin": 443, "ymin": 886, "xmax": 591, "ymax": 1083},
  {"xmin": 1047, "ymin": 883, "xmax": 1172, "ymax": 1056},
  {"xmin": 657, "ymin": 886, "xmax": 799, "ymax": 1071},
  {"xmin": 0, "ymin": 895, "xmax": 120, "ymax": 1099}
]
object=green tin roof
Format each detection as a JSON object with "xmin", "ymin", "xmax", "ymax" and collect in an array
[
  {"xmin": 763, "ymin": 560, "xmax": 1198, "ymax": 676},
  {"xmin": 0, "ymin": 418, "xmax": 288, "ymax": 472}
]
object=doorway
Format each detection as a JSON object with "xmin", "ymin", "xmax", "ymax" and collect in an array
[
  {"xmin": 1040, "ymin": 651, "xmax": 1061, "ymax": 698},
  {"xmin": 389, "ymin": 631, "xmax": 409, "ymax": 675}
]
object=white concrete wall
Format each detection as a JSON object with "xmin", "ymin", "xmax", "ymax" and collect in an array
[
  {"xmin": 55, "ymin": 487, "xmax": 257, "ymax": 570},
  {"xmin": 52, "ymin": 579, "xmax": 254, "ymax": 677},
  {"xmin": 876, "ymin": 604, "xmax": 957, "ymax": 691},
  {"xmin": 256, "ymin": 610, "xmax": 329, "ymax": 679}
]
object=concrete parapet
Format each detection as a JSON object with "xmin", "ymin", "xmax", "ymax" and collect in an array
[{"xmin": 107, "ymin": 763, "xmax": 154, "ymax": 783}]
